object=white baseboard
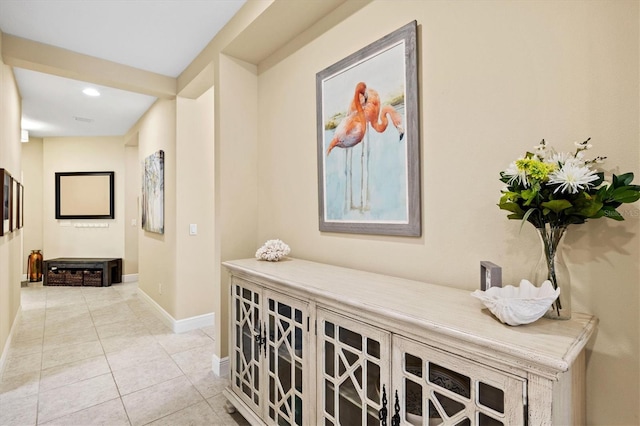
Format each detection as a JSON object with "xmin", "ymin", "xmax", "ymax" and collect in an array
[
  {"xmin": 212, "ymin": 354, "xmax": 230, "ymax": 377},
  {"xmin": 123, "ymin": 273, "xmax": 139, "ymax": 283},
  {"xmin": 136, "ymin": 288, "xmax": 214, "ymax": 333},
  {"xmin": 0, "ymin": 307, "xmax": 22, "ymax": 378},
  {"xmin": 174, "ymin": 312, "xmax": 215, "ymax": 334}
]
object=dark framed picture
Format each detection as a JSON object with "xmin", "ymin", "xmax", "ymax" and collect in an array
[
  {"xmin": 18, "ymin": 183, "xmax": 24, "ymax": 229},
  {"xmin": 55, "ymin": 171, "xmax": 115, "ymax": 219},
  {"xmin": 316, "ymin": 21, "xmax": 420, "ymax": 237},
  {"xmin": 1, "ymin": 169, "xmax": 11, "ymax": 236},
  {"xmin": 11, "ymin": 177, "xmax": 18, "ymax": 231}
]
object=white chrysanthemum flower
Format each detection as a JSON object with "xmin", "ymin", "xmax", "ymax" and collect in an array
[
  {"xmin": 256, "ymin": 239, "xmax": 291, "ymax": 262},
  {"xmin": 503, "ymin": 160, "xmax": 529, "ymax": 187},
  {"xmin": 548, "ymin": 163, "xmax": 600, "ymax": 194}
]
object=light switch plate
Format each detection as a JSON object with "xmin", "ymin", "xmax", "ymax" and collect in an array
[{"xmin": 189, "ymin": 224, "xmax": 197, "ymax": 235}]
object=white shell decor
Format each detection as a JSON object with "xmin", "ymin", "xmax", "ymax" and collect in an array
[
  {"xmin": 255, "ymin": 239, "xmax": 291, "ymax": 262},
  {"xmin": 471, "ymin": 279, "xmax": 560, "ymax": 326}
]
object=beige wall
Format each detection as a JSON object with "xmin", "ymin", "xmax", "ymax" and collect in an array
[
  {"xmin": 21, "ymin": 137, "xmax": 43, "ymax": 274},
  {"xmin": 0, "ymin": 30, "xmax": 23, "ymax": 364},
  {"xmin": 255, "ymin": 1, "xmax": 638, "ymax": 424},
  {"xmin": 41, "ymin": 137, "xmax": 125, "ymax": 259},
  {"xmin": 135, "ymin": 99, "xmax": 178, "ymax": 317},
  {"xmin": 174, "ymin": 87, "xmax": 216, "ymax": 320},
  {"xmin": 216, "ymin": 54, "xmax": 260, "ymax": 357},
  {"xmin": 124, "ymin": 144, "xmax": 139, "ymax": 275}
]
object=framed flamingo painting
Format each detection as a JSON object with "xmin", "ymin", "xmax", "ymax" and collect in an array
[{"xmin": 316, "ymin": 20, "xmax": 420, "ymax": 236}]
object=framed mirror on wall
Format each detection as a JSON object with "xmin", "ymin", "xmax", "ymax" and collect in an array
[{"xmin": 55, "ymin": 171, "xmax": 115, "ymax": 219}]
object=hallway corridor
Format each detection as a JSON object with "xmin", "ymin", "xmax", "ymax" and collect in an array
[{"xmin": 0, "ymin": 280, "xmax": 247, "ymax": 425}]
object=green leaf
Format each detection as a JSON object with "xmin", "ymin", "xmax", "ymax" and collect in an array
[
  {"xmin": 541, "ymin": 199, "xmax": 573, "ymax": 213},
  {"xmin": 575, "ymin": 200, "xmax": 603, "ymax": 217},
  {"xmin": 595, "ymin": 185, "xmax": 608, "ymax": 202},
  {"xmin": 616, "ymin": 172, "xmax": 634, "ymax": 186},
  {"xmin": 500, "ymin": 192, "xmax": 520, "ymax": 203},
  {"xmin": 601, "ymin": 206, "xmax": 624, "ymax": 221},
  {"xmin": 499, "ymin": 201, "xmax": 524, "ymax": 216},
  {"xmin": 610, "ymin": 187, "xmax": 640, "ymax": 204},
  {"xmin": 571, "ymin": 193, "xmax": 604, "ymax": 217},
  {"xmin": 591, "ymin": 172, "xmax": 605, "ymax": 188},
  {"xmin": 521, "ymin": 188, "xmax": 538, "ymax": 206}
]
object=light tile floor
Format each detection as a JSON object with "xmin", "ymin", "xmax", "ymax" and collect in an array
[{"xmin": 0, "ymin": 281, "xmax": 249, "ymax": 426}]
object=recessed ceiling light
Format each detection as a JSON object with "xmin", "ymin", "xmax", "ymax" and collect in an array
[
  {"xmin": 82, "ymin": 88, "xmax": 100, "ymax": 97},
  {"xmin": 74, "ymin": 116, "xmax": 94, "ymax": 123}
]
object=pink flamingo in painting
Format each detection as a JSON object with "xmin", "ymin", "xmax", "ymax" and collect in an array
[
  {"xmin": 363, "ymin": 88, "xmax": 404, "ymax": 140},
  {"xmin": 326, "ymin": 82, "xmax": 368, "ymax": 210},
  {"xmin": 326, "ymin": 82, "xmax": 368, "ymax": 154},
  {"xmin": 326, "ymin": 83, "xmax": 406, "ymax": 212},
  {"xmin": 355, "ymin": 87, "xmax": 405, "ymax": 209}
]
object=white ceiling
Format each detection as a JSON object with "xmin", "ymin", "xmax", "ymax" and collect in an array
[
  {"xmin": 15, "ymin": 68, "xmax": 158, "ymax": 137},
  {"xmin": 0, "ymin": 0, "xmax": 246, "ymax": 138}
]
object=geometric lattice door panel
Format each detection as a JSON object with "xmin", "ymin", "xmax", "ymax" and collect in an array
[
  {"xmin": 392, "ymin": 337, "xmax": 526, "ymax": 426},
  {"xmin": 317, "ymin": 309, "xmax": 391, "ymax": 426},
  {"xmin": 230, "ymin": 279, "xmax": 263, "ymax": 414},
  {"xmin": 265, "ymin": 290, "xmax": 310, "ymax": 426}
]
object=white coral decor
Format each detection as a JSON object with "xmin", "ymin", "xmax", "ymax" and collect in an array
[
  {"xmin": 471, "ymin": 279, "xmax": 560, "ymax": 326},
  {"xmin": 255, "ymin": 239, "xmax": 291, "ymax": 262}
]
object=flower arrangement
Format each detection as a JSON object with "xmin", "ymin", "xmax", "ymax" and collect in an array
[
  {"xmin": 499, "ymin": 138, "xmax": 640, "ymax": 228},
  {"xmin": 255, "ymin": 239, "xmax": 291, "ymax": 262},
  {"xmin": 498, "ymin": 138, "xmax": 640, "ymax": 320}
]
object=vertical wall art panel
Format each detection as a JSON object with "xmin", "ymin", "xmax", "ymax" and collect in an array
[
  {"xmin": 316, "ymin": 21, "xmax": 420, "ymax": 236},
  {"xmin": 142, "ymin": 150, "xmax": 165, "ymax": 234}
]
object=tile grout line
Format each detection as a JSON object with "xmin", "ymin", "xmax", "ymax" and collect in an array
[
  {"xmin": 87, "ymin": 285, "xmax": 134, "ymax": 426},
  {"xmin": 34, "ymin": 283, "xmax": 51, "ymax": 426}
]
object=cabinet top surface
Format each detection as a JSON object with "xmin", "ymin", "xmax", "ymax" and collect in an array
[{"xmin": 224, "ymin": 257, "xmax": 597, "ymax": 375}]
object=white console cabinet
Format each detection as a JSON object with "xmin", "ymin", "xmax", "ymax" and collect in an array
[{"xmin": 223, "ymin": 258, "xmax": 597, "ymax": 426}]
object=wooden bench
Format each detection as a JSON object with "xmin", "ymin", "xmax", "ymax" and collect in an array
[{"xmin": 43, "ymin": 257, "xmax": 122, "ymax": 287}]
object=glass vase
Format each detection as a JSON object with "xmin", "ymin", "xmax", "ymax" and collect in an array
[{"xmin": 532, "ymin": 225, "xmax": 571, "ymax": 320}]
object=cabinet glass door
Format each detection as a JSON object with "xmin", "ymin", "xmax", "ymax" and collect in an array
[
  {"xmin": 317, "ymin": 309, "xmax": 391, "ymax": 426},
  {"xmin": 265, "ymin": 290, "xmax": 309, "ymax": 426},
  {"xmin": 392, "ymin": 336, "xmax": 525, "ymax": 426},
  {"xmin": 230, "ymin": 278, "xmax": 263, "ymax": 414}
]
